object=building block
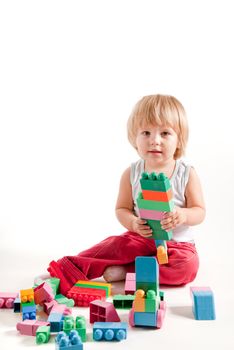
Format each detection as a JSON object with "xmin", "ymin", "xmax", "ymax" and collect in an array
[
  {"xmin": 90, "ymin": 300, "xmax": 120, "ymax": 323},
  {"xmin": 124, "ymin": 273, "xmax": 136, "ymax": 295},
  {"xmin": 137, "ymin": 192, "xmax": 174, "ymax": 211},
  {"xmin": 142, "ymin": 188, "xmax": 173, "ymax": 201},
  {"xmin": 75, "ymin": 316, "xmax": 86, "ymax": 342},
  {"xmin": 43, "ymin": 299, "xmax": 58, "ymax": 314},
  {"xmin": 16, "ymin": 320, "xmax": 50, "ymax": 336},
  {"xmin": 20, "ymin": 288, "xmax": 34, "ymax": 304},
  {"xmin": 55, "ymin": 294, "xmax": 75, "ymax": 307},
  {"xmin": 48, "ymin": 312, "xmax": 64, "ymax": 332},
  {"xmin": 34, "ymin": 282, "xmax": 54, "ymax": 304},
  {"xmin": 55, "ymin": 330, "xmax": 83, "ymax": 350},
  {"xmin": 0, "ymin": 292, "xmax": 18, "ymax": 308},
  {"xmin": 156, "ymin": 245, "xmax": 168, "ymax": 264},
  {"xmin": 132, "ymin": 290, "xmax": 145, "ymax": 312},
  {"xmin": 22, "ymin": 304, "xmax": 36, "ymax": 321},
  {"xmin": 75, "ymin": 280, "xmax": 111, "ymax": 297},
  {"xmin": 14, "ymin": 297, "xmax": 21, "ymax": 312},
  {"xmin": 67, "ymin": 286, "xmax": 106, "ymax": 306},
  {"xmin": 140, "ymin": 172, "xmax": 171, "ymax": 191},
  {"xmin": 36, "ymin": 325, "xmax": 51, "ymax": 344},
  {"xmin": 135, "ymin": 256, "xmax": 159, "ymax": 284},
  {"xmin": 134, "ymin": 311, "xmax": 157, "ymax": 327},
  {"xmin": 63, "ymin": 315, "xmax": 75, "ymax": 334},
  {"xmin": 50, "ymin": 303, "xmax": 72, "ymax": 316},
  {"xmin": 190, "ymin": 287, "xmax": 216, "ymax": 320},
  {"xmin": 93, "ymin": 322, "xmax": 127, "ymax": 341},
  {"xmin": 113, "ymin": 295, "xmax": 135, "ymax": 309},
  {"xmin": 138, "ymin": 208, "xmax": 165, "ymax": 221}
]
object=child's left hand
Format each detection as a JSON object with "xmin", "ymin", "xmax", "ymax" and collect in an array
[{"xmin": 160, "ymin": 207, "xmax": 187, "ymax": 231}]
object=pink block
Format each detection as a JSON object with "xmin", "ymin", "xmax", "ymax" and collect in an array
[
  {"xmin": 0, "ymin": 292, "xmax": 18, "ymax": 308},
  {"xmin": 34, "ymin": 282, "xmax": 54, "ymax": 304},
  {"xmin": 17, "ymin": 320, "xmax": 50, "ymax": 336},
  {"xmin": 139, "ymin": 209, "xmax": 164, "ymax": 220},
  {"xmin": 51, "ymin": 303, "xmax": 72, "ymax": 315},
  {"xmin": 126, "ymin": 273, "xmax": 136, "ymax": 281},
  {"xmin": 43, "ymin": 299, "xmax": 58, "ymax": 315}
]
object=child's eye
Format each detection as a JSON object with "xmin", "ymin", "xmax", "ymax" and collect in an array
[
  {"xmin": 161, "ymin": 131, "xmax": 170, "ymax": 136},
  {"xmin": 142, "ymin": 131, "xmax": 151, "ymax": 136}
]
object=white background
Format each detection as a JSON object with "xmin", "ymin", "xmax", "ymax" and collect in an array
[{"xmin": 0, "ymin": 1, "xmax": 234, "ymax": 349}]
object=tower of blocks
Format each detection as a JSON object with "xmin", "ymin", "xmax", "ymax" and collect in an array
[
  {"xmin": 137, "ymin": 172, "xmax": 174, "ymax": 264},
  {"xmin": 129, "ymin": 256, "xmax": 166, "ymax": 328}
]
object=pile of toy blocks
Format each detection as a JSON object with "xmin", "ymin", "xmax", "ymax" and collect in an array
[
  {"xmin": 128, "ymin": 256, "xmax": 166, "ymax": 328},
  {"xmin": 137, "ymin": 172, "xmax": 174, "ymax": 264}
]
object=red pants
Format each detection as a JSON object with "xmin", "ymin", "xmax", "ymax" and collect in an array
[{"xmin": 48, "ymin": 231, "xmax": 199, "ymax": 296}]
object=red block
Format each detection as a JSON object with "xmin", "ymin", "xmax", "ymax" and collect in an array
[
  {"xmin": 89, "ymin": 300, "xmax": 120, "ymax": 323},
  {"xmin": 67, "ymin": 286, "xmax": 106, "ymax": 307}
]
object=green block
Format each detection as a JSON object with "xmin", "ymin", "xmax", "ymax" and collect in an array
[
  {"xmin": 55, "ymin": 294, "xmax": 75, "ymax": 307},
  {"xmin": 146, "ymin": 220, "xmax": 173, "ymax": 240},
  {"xmin": 63, "ymin": 315, "xmax": 75, "ymax": 334},
  {"xmin": 113, "ymin": 294, "xmax": 135, "ymax": 309},
  {"xmin": 137, "ymin": 192, "xmax": 174, "ymax": 211},
  {"xmin": 140, "ymin": 172, "xmax": 171, "ymax": 192},
  {"xmin": 76, "ymin": 316, "xmax": 86, "ymax": 342},
  {"xmin": 21, "ymin": 301, "xmax": 35, "ymax": 307},
  {"xmin": 136, "ymin": 282, "xmax": 158, "ymax": 294},
  {"xmin": 45, "ymin": 277, "xmax": 60, "ymax": 295},
  {"xmin": 36, "ymin": 326, "xmax": 50, "ymax": 344},
  {"xmin": 159, "ymin": 291, "xmax": 164, "ymax": 301}
]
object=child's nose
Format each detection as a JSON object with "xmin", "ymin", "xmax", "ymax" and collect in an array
[{"xmin": 151, "ymin": 134, "xmax": 161, "ymax": 145}]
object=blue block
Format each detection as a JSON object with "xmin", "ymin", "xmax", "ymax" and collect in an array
[
  {"xmin": 134, "ymin": 311, "xmax": 157, "ymax": 327},
  {"xmin": 135, "ymin": 256, "xmax": 159, "ymax": 283},
  {"xmin": 56, "ymin": 330, "xmax": 83, "ymax": 350},
  {"xmin": 48, "ymin": 312, "xmax": 64, "ymax": 332},
  {"xmin": 192, "ymin": 290, "xmax": 216, "ymax": 320},
  {"xmin": 93, "ymin": 322, "xmax": 127, "ymax": 341},
  {"xmin": 22, "ymin": 304, "xmax": 36, "ymax": 320}
]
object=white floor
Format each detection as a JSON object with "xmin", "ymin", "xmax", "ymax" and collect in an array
[{"xmin": 0, "ymin": 248, "xmax": 233, "ymax": 350}]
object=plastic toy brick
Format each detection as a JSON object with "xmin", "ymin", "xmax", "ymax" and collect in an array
[
  {"xmin": 134, "ymin": 311, "xmax": 157, "ymax": 327},
  {"xmin": 140, "ymin": 172, "xmax": 171, "ymax": 192},
  {"xmin": 67, "ymin": 286, "xmax": 106, "ymax": 307},
  {"xmin": 90, "ymin": 300, "xmax": 120, "ymax": 323},
  {"xmin": 0, "ymin": 292, "xmax": 18, "ymax": 308},
  {"xmin": 156, "ymin": 245, "xmax": 168, "ymax": 264},
  {"xmin": 50, "ymin": 303, "xmax": 72, "ymax": 316},
  {"xmin": 124, "ymin": 273, "xmax": 136, "ymax": 295},
  {"xmin": 46, "ymin": 277, "xmax": 60, "ymax": 295},
  {"xmin": 132, "ymin": 290, "xmax": 145, "ymax": 312},
  {"xmin": 138, "ymin": 208, "xmax": 165, "ymax": 221},
  {"xmin": 34, "ymin": 282, "xmax": 54, "ymax": 304},
  {"xmin": 75, "ymin": 316, "xmax": 86, "ymax": 342},
  {"xmin": 63, "ymin": 315, "xmax": 75, "ymax": 333},
  {"xmin": 22, "ymin": 304, "xmax": 36, "ymax": 321},
  {"xmin": 75, "ymin": 280, "xmax": 111, "ymax": 297},
  {"xmin": 36, "ymin": 325, "xmax": 50, "ymax": 344},
  {"xmin": 55, "ymin": 330, "xmax": 83, "ymax": 350},
  {"xmin": 16, "ymin": 320, "xmax": 50, "ymax": 336},
  {"xmin": 48, "ymin": 312, "xmax": 64, "ymax": 332},
  {"xmin": 14, "ymin": 297, "xmax": 21, "ymax": 312},
  {"xmin": 142, "ymin": 188, "xmax": 173, "ymax": 201},
  {"xmin": 137, "ymin": 192, "xmax": 174, "ymax": 211},
  {"xmin": 190, "ymin": 287, "xmax": 216, "ymax": 320},
  {"xmin": 55, "ymin": 294, "xmax": 75, "ymax": 307},
  {"xmin": 147, "ymin": 219, "xmax": 173, "ymax": 240},
  {"xmin": 93, "ymin": 322, "xmax": 127, "ymax": 341},
  {"xmin": 135, "ymin": 256, "xmax": 159, "ymax": 284},
  {"xmin": 43, "ymin": 299, "xmax": 58, "ymax": 314},
  {"xmin": 20, "ymin": 288, "xmax": 34, "ymax": 304},
  {"xmin": 113, "ymin": 294, "xmax": 135, "ymax": 309}
]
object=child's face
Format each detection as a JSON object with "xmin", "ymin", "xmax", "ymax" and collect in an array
[{"xmin": 135, "ymin": 124, "xmax": 179, "ymax": 163}]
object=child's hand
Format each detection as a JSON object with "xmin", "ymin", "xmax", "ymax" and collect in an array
[
  {"xmin": 131, "ymin": 217, "xmax": 153, "ymax": 238},
  {"xmin": 160, "ymin": 207, "xmax": 187, "ymax": 231}
]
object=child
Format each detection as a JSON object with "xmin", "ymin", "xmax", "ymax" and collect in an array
[{"xmin": 47, "ymin": 94, "xmax": 206, "ymax": 295}]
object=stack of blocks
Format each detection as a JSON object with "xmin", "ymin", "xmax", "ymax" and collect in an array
[
  {"xmin": 129, "ymin": 256, "xmax": 166, "ymax": 328},
  {"xmin": 137, "ymin": 172, "xmax": 174, "ymax": 264}
]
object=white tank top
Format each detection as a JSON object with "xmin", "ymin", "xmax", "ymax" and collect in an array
[{"xmin": 130, "ymin": 158, "xmax": 195, "ymax": 243}]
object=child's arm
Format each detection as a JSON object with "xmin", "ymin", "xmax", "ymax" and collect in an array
[
  {"xmin": 161, "ymin": 167, "xmax": 206, "ymax": 231},
  {"xmin": 115, "ymin": 167, "xmax": 153, "ymax": 237}
]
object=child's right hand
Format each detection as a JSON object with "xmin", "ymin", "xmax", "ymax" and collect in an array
[{"xmin": 131, "ymin": 217, "xmax": 153, "ymax": 238}]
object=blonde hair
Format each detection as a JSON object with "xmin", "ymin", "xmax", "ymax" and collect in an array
[{"xmin": 127, "ymin": 94, "xmax": 189, "ymax": 159}]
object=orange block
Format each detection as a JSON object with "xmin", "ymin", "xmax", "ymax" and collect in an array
[
  {"xmin": 157, "ymin": 246, "xmax": 168, "ymax": 265},
  {"xmin": 133, "ymin": 289, "xmax": 145, "ymax": 312},
  {"xmin": 20, "ymin": 289, "xmax": 34, "ymax": 303},
  {"xmin": 142, "ymin": 188, "xmax": 173, "ymax": 201}
]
